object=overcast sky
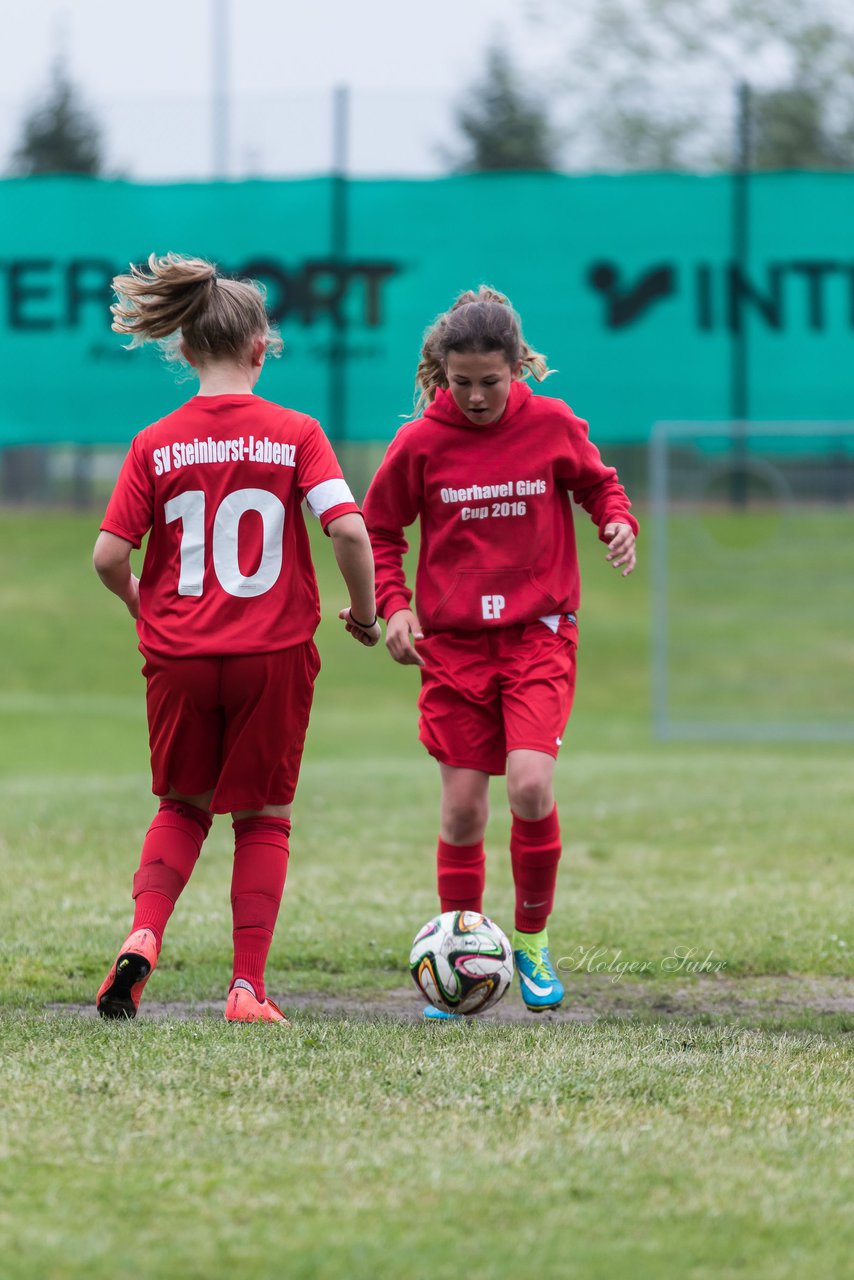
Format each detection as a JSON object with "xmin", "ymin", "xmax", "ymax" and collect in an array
[{"xmin": 2, "ymin": 0, "xmax": 561, "ymax": 178}]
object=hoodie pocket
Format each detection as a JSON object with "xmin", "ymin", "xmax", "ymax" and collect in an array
[{"xmin": 432, "ymin": 568, "xmax": 559, "ymax": 628}]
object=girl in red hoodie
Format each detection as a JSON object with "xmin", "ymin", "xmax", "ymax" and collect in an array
[{"xmin": 362, "ymin": 287, "xmax": 637, "ymax": 1015}]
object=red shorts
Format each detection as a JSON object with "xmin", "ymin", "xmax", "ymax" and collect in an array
[
  {"xmin": 417, "ymin": 615, "xmax": 578, "ymax": 776},
  {"xmin": 142, "ymin": 641, "xmax": 321, "ymax": 813}
]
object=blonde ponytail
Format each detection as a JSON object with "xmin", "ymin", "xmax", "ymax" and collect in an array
[{"xmin": 111, "ymin": 252, "xmax": 283, "ymax": 366}]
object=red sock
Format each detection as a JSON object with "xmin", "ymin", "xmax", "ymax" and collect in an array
[
  {"xmin": 511, "ymin": 806, "xmax": 562, "ymax": 933},
  {"xmin": 437, "ymin": 838, "xmax": 485, "ymax": 913},
  {"xmin": 231, "ymin": 817, "xmax": 290, "ymax": 1001},
  {"xmin": 131, "ymin": 800, "xmax": 213, "ymax": 950}
]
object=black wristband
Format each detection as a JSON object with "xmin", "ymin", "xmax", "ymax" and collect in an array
[{"xmin": 349, "ymin": 611, "xmax": 378, "ymax": 630}]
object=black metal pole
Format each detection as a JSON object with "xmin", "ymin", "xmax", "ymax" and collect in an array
[
  {"xmin": 730, "ymin": 81, "xmax": 751, "ymax": 505},
  {"xmin": 72, "ymin": 445, "xmax": 94, "ymax": 509},
  {"xmin": 329, "ymin": 84, "xmax": 350, "ymax": 443},
  {"xmin": 212, "ymin": 0, "xmax": 230, "ymax": 178}
]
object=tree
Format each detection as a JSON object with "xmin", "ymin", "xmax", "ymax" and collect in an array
[
  {"xmin": 446, "ymin": 45, "xmax": 559, "ymax": 172},
  {"xmin": 531, "ymin": 0, "xmax": 854, "ymax": 170},
  {"xmin": 10, "ymin": 57, "xmax": 103, "ymax": 175},
  {"xmin": 752, "ymin": 86, "xmax": 844, "ymax": 169}
]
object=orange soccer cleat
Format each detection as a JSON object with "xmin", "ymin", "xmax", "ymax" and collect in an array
[
  {"xmin": 224, "ymin": 980, "xmax": 290, "ymax": 1025},
  {"xmin": 96, "ymin": 927, "xmax": 159, "ymax": 1019}
]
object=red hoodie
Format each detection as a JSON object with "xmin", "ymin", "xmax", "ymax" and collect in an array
[{"xmin": 363, "ymin": 380, "xmax": 638, "ymax": 632}]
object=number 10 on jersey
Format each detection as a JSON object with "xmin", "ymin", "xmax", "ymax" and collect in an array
[{"xmin": 164, "ymin": 488, "xmax": 286, "ymax": 598}]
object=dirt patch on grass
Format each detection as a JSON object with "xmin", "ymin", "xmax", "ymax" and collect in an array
[{"xmin": 51, "ymin": 974, "xmax": 854, "ymax": 1026}]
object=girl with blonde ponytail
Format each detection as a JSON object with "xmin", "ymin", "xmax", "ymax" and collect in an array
[
  {"xmin": 363, "ymin": 286, "xmax": 639, "ymax": 1018},
  {"xmin": 93, "ymin": 252, "xmax": 379, "ymax": 1024}
]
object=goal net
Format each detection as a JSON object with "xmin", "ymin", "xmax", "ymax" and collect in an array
[{"xmin": 649, "ymin": 421, "xmax": 854, "ymax": 741}]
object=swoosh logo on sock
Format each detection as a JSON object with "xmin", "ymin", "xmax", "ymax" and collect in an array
[
  {"xmin": 519, "ymin": 971, "xmax": 553, "ymax": 997},
  {"xmin": 523, "ymin": 900, "xmax": 547, "ymax": 909}
]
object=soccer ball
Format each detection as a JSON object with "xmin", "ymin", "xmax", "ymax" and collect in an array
[{"xmin": 409, "ymin": 911, "xmax": 514, "ymax": 1015}]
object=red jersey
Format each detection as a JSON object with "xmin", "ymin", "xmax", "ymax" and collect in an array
[
  {"xmin": 362, "ymin": 381, "xmax": 638, "ymax": 631},
  {"xmin": 101, "ymin": 394, "xmax": 360, "ymax": 657}
]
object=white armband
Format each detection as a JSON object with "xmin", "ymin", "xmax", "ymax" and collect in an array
[{"xmin": 305, "ymin": 478, "xmax": 356, "ymax": 519}]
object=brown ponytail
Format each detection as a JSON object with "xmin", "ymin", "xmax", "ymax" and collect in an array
[
  {"xmin": 111, "ymin": 252, "xmax": 283, "ymax": 367},
  {"xmin": 413, "ymin": 285, "xmax": 551, "ymax": 415}
]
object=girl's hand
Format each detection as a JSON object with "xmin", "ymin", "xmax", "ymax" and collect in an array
[
  {"xmin": 604, "ymin": 523, "xmax": 637, "ymax": 577},
  {"xmin": 338, "ymin": 608, "xmax": 382, "ymax": 647},
  {"xmin": 386, "ymin": 609, "xmax": 425, "ymax": 667},
  {"xmin": 125, "ymin": 575, "xmax": 141, "ymax": 619}
]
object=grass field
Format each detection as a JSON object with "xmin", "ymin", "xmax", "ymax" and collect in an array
[
  {"xmin": 0, "ymin": 509, "xmax": 851, "ymax": 1280},
  {"xmin": 663, "ymin": 510, "xmax": 854, "ymax": 728}
]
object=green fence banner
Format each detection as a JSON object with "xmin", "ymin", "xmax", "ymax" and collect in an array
[{"xmin": 2, "ymin": 173, "xmax": 853, "ymax": 446}]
